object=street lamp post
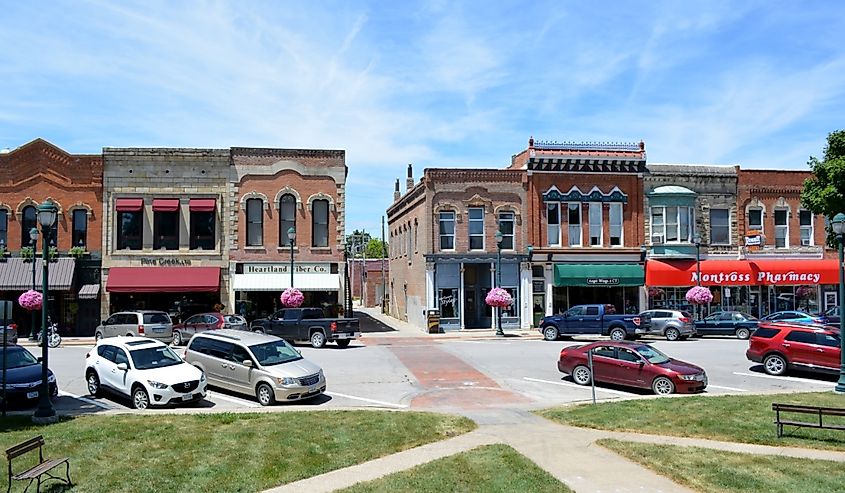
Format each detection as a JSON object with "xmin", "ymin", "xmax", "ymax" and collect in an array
[
  {"xmin": 495, "ymin": 230, "xmax": 504, "ymax": 337},
  {"xmin": 33, "ymin": 200, "xmax": 58, "ymax": 424},
  {"xmin": 29, "ymin": 228, "xmax": 39, "ymax": 340},
  {"xmin": 831, "ymin": 213, "xmax": 845, "ymax": 393},
  {"xmin": 693, "ymin": 233, "xmax": 702, "ymax": 320},
  {"xmin": 287, "ymin": 227, "xmax": 296, "ymax": 289}
]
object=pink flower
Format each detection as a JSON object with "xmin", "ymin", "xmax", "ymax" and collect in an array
[
  {"xmin": 685, "ymin": 286, "xmax": 713, "ymax": 305},
  {"xmin": 280, "ymin": 288, "xmax": 305, "ymax": 308},
  {"xmin": 18, "ymin": 290, "xmax": 43, "ymax": 311},
  {"xmin": 647, "ymin": 287, "xmax": 665, "ymax": 299},
  {"xmin": 485, "ymin": 288, "xmax": 513, "ymax": 308}
]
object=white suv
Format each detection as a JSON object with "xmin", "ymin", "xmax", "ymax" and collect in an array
[{"xmin": 85, "ymin": 337, "xmax": 206, "ymax": 409}]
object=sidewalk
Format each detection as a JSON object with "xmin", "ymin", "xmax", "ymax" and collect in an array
[
  {"xmin": 17, "ymin": 336, "xmax": 93, "ymax": 347},
  {"xmin": 354, "ymin": 305, "xmax": 542, "ymax": 340}
]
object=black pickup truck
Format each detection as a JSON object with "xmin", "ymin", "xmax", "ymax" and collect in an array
[{"xmin": 250, "ymin": 307, "xmax": 360, "ymax": 348}]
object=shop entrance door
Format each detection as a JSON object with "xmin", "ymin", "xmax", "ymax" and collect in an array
[
  {"xmin": 463, "ymin": 263, "xmax": 492, "ymax": 329},
  {"xmin": 532, "ymin": 294, "xmax": 545, "ymax": 327}
]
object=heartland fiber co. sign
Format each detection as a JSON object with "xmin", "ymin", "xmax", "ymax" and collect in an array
[{"xmin": 243, "ymin": 263, "xmax": 331, "ymax": 275}]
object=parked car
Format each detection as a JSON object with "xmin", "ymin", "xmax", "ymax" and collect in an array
[
  {"xmin": 85, "ymin": 337, "xmax": 206, "ymax": 409},
  {"xmin": 823, "ymin": 306, "xmax": 841, "ymax": 327},
  {"xmin": 759, "ymin": 311, "xmax": 825, "ymax": 325},
  {"xmin": 171, "ymin": 313, "xmax": 248, "ymax": 346},
  {"xmin": 1, "ymin": 324, "xmax": 18, "ymax": 345},
  {"xmin": 557, "ymin": 341, "xmax": 707, "ymax": 395},
  {"xmin": 250, "ymin": 307, "xmax": 360, "ymax": 348},
  {"xmin": 746, "ymin": 322, "xmax": 840, "ymax": 376},
  {"xmin": 184, "ymin": 329, "xmax": 326, "ymax": 406},
  {"xmin": 539, "ymin": 304, "xmax": 642, "ymax": 341},
  {"xmin": 694, "ymin": 311, "xmax": 759, "ymax": 339},
  {"xmin": 94, "ymin": 311, "xmax": 174, "ymax": 343},
  {"xmin": 635, "ymin": 309, "xmax": 696, "ymax": 341},
  {"xmin": 0, "ymin": 344, "xmax": 57, "ymax": 405}
]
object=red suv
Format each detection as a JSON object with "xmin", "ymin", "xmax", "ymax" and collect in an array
[{"xmin": 746, "ymin": 322, "xmax": 840, "ymax": 376}]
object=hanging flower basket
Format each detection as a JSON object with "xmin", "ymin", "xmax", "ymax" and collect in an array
[
  {"xmin": 280, "ymin": 288, "xmax": 304, "ymax": 308},
  {"xmin": 795, "ymin": 285, "xmax": 815, "ymax": 300},
  {"xmin": 685, "ymin": 286, "xmax": 713, "ymax": 305},
  {"xmin": 485, "ymin": 287, "xmax": 513, "ymax": 308},
  {"xmin": 647, "ymin": 287, "xmax": 665, "ymax": 299},
  {"xmin": 18, "ymin": 289, "xmax": 43, "ymax": 311}
]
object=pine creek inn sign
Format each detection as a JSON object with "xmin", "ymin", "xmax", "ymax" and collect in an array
[{"xmin": 646, "ymin": 259, "xmax": 839, "ymax": 287}]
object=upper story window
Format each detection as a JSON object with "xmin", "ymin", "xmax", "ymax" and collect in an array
[
  {"xmin": 547, "ymin": 203, "xmax": 560, "ymax": 246},
  {"xmin": 190, "ymin": 208, "xmax": 215, "ymax": 251},
  {"xmin": 154, "ymin": 211, "xmax": 179, "ymax": 250},
  {"xmin": 799, "ymin": 209, "xmax": 813, "ymax": 246},
  {"xmin": 279, "ymin": 194, "xmax": 296, "ymax": 247},
  {"xmin": 439, "ymin": 212, "xmax": 455, "ymax": 250},
  {"xmin": 498, "ymin": 212, "xmax": 514, "ymax": 250},
  {"xmin": 21, "ymin": 205, "xmax": 37, "ymax": 248},
  {"xmin": 468, "ymin": 207, "xmax": 484, "ymax": 250},
  {"xmin": 567, "ymin": 203, "xmax": 581, "ymax": 247},
  {"xmin": 246, "ymin": 198, "xmax": 263, "ymax": 247},
  {"xmin": 748, "ymin": 208, "xmax": 763, "ymax": 232},
  {"xmin": 774, "ymin": 209, "xmax": 788, "ymax": 248},
  {"xmin": 650, "ymin": 206, "xmax": 694, "ymax": 244},
  {"xmin": 710, "ymin": 209, "xmax": 730, "ymax": 245},
  {"xmin": 72, "ymin": 210, "xmax": 88, "ymax": 249},
  {"xmin": 117, "ymin": 210, "xmax": 142, "ymax": 250},
  {"xmin": 407, "ymin": 223, "xmax": 413, "ymax": 258},
  {"xmin": 588, "ymin": 203, "xmax": 602, "ymax": 246},
  {"xmin": 609, "ymin": 203, "xmax": 623, "ymax": 246},
  {"xmin": 312, "ymin": 199, "xmax": 329, "ymax": 247},
  {"xmin": 0, "ymin": 209, "xmax": 7, "ymax": 248}
]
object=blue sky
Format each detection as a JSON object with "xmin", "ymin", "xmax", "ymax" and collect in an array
[{"xmin": 2, "ymin": 1, "xmax": 845, "ymax": 233}]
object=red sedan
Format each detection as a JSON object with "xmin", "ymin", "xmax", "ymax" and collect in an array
[{"xmin": 558, "ymin": 341, "xmax": 707, "ymax": 395}]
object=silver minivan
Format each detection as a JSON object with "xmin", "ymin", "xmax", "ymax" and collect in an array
[
  {"xmin": 636, "ymin": 309, "xmax": 696, "ymax": 341},
  {"xmin": 95, "ymin": 311, "xmax": 174, "ymax": 343},
  {"xmin": 184, "ymin": 329, "xmax": 326, "ymax": 406}
]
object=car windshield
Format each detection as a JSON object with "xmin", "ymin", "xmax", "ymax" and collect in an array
[
  {"xmin": 0, "ymin": 347, "xmax": 38, "ymax": 369},
  {"xmin": 634, "ymin": 345, "xmax": 671, "ymax": 364},
  {"xmin": 249, "ymin": 340, "xmax": 302, "ymax": 366},
  {"xmin": 129, "ymin": 346, "xmax": 183, "ymax": 370},
  {"xmin": 739, "ymin": 313, "xmax": 758, "ymax": 320}
]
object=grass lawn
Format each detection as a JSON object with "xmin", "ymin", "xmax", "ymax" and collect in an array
[
  {"xmin": 0, "ymin": 410, "xmax": 475, "ymax": 493},
  {"xmin": 339, "ymin": 444, "xmax": 569, "ymax": 493},
  {"xmin": 599, "ymin": 439, "xmax": 845, "ymax": 493},
  {"xmin": 539, "ymin": 392, "xmax": 845, "ymax": 451}
]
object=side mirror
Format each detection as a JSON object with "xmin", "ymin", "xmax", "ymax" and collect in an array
[
  {"xmin": 37, "ymin": 356, "xmax": 43, "ymax": 363},
  {"xmin": 243, "ymin": 360, "xmax": 253, "ymax": 367},
  {"xmin": 638, "ymin": 361, "xmax": 645, "ymax": 368},
  {"xmin": 117, "ymin": 363, "xmax": 128, "ymax": 371}
]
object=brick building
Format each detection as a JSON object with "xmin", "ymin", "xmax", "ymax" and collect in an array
[
  {"xmin": 349, "ymin": 259, "xmax": 388, "ymax": 307},
  {"xmin": 0, "ymin": 139, "xmax": 103, "ymax": 335},
  {"xmin": 228, "ymin": 147, "xmax": 348, "ymax": 320}
]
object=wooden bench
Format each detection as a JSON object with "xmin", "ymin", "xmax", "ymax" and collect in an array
[
  {"xmin": 772, "ymin": 403, "xmax": 845, "ymax": 438},
  {"xmin": 5, "ymin": 436, "xmax": 71, "ymax": 493}
]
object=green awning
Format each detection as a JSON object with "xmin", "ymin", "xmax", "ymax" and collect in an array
[{"xmin": 554, "ymin": 263, "xmax": 644, "ymax": 287}]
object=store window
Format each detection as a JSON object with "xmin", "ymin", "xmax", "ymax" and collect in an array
[
  {"xmin": 748, "ymin": 208, "xmax": 763, "ymax": 232},
  {"xmin": 609, "ymin": 203, "xmax": 623, "ymax": 246},
  {"xmin": 650, "ymin": 206, "xmax": 694, "ymax": 244},
  {"xmin": 710, "ymin": 209, "xmax": 730, "ymax": 245},
  {"xmin": 154, "ymin": 210, "xmax": 179, "ymax": 250},
  {"xmin": 0, "ymin": 209, "xmax": 7, "ymax": 248},
  {"xmin": 21, "ymin": 205, "xmax": 37, "ymax": 248},
  {"xmin": 588, "ymin": 203, "xmax": 602, "ymax": 246},
  {"xmin": 439, "ymin": 212, "xmax": 455, "ymax": 250},
  {"xmin": 498, "ymin": 212, "xmax": 514, "ymax": 250},
  {"xmin": 312, "ymin": 199, "xmax": 329, "ymax": 247},
  {"xmin": 799, "ymin": 210, "xmax": 813, "ymax": 246},
  {"xmin": 279, "ymin": 194, "xmax": 296, "ymax": 247},
  {"xmin": 568, "ymin": 203, "xmax": 581, "ymax": 246},
  {"xmin": 190, "ymin": 210, "xmax": 215, "ymax": 250},
  {"xmin": 117, "ymin": 210, "xmax": 142, "ymax": 250},
  {"xmin": 72, "ymin": 209, "xmax": 88, "ymax": 248},
  {"xmin": 438, "ymin": 288, "xmax": 460, "ymax": 318},
  {"xmin": 547, "ymin": 203, "xmax": 560, "ymax": 246},
  {"xmin": 246, "ymin": 198, "xmax": 263, "ymax": 247},
  {"xmin": 774, "ymin": 209, "xmax": 788, "ymax": 248},
  {"xmin": 469, "ymin": 207, "xmax": 484, "ymax": 250}
]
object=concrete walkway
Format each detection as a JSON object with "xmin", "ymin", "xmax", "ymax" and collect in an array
[{"xmin": 355, "ymin": 305, "xmax": 541, "ymax": 340}]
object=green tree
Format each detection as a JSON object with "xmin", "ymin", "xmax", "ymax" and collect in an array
[
  {"xmin": 365, "ymin": 238, "xmax": 387, "ymax": 258},
  {"xmin": 345, "ymin": 229, "xmax": 371, "ymax": 257},
  {"xmin": 801, "ymin": 130, "xmax": 845, "ymax": 245}
]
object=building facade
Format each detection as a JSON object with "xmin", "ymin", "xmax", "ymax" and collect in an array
[{"xmin": 349, "ymin": 258, "xmax": 388, "ymax": 307}]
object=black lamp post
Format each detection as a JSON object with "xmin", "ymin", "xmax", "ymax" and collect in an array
[
  {"xmin": 287, "ymin": 227, "xmax": 296, "ymax": 289},
  {"xmin": 693, "ymin": 233, "xmax": 702, "ymax": 320},
  {"xmin": 28, "ymin": 227, "xmax": 39, "ymax": 340},
  {"xmin": 33, "ymin": 199, "xmax": 58, "ymax": 424},
  {"xmin": 495, "ymin": 230, "xmax": 504, "ymax": 337},
  {"xmin": 831, "ymin": 213, "xmax": 845, "ymax": 393}
]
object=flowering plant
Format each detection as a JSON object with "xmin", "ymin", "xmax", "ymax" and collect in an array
[
  {"xmin": 647, "ymin": 287, "xmax": 665, "ymax": 299},
  {"xmin": 685, "ymin": 286, "xmax": 713, "ymax": 305},
  {"xmin": 18, "ymin": 289, "xmax": 43, "ymax": 311},
  {"xmin": 795, "ymin": 285, "xmax": 815, "ymax": 300},
  {"xmin": 280, "ymin": 288, "xmax": 304, "ymax": 308},
  {"xmin": 485, "ymin": 287, "xmax": 513, "ymax": 308}
]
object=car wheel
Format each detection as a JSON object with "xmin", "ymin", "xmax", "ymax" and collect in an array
[
  {"xmin": 543, "ymin": 326, "xmax": 559, "ymax": 341},
  {"xmin": 736, "ymin": 328, "xmax": 751, "ymax": 340},
  {"xmin": 336, "ymin": 339, "xmax": 350, "ymax": 348},
  {"xmin": 94, "ymin": 331, "xmax": 103, "ymax": 342},
  {"xmin": 665, "ymin": 328, "xmax": 680, "ymax": 341},
  {"xmin": 310, "ymin": 331, "xmax": 326, "ymax": 348},
  {"xmin": 572, "ymin": 365, "xmax": 592, "ymax": 385},
  {"xmin": 256, "ymin": 383, "xmax": 275, "ymax": 406},
  {"xmin": 763, "ymin": 354, "xmax": 787, "ymax": 376},
  {"xmin": 609, "ymin": 328, "xmax": 626, "ymax": 341},
  {"xmin": 652, "ymin": 376, "xmax": 675, "ymax": 395},
  {"xmin": 172, "ymin": 331, "xmax": 183, "ymax": 346},
  {"xmin": 86, "ymin": 371, "xmax": 101, "ymax": 397},
  {"xmin": 132, "ymin": 386, "xmax": 150, "ymax": 409}
]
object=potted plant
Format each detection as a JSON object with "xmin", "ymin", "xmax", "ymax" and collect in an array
[
  {"xmin": 685, "ymin": 286, "xmax": 714, "ymax": 305},
  {"xmin": 0, "ymin": 244, "xmax": 8, "ymax": 261},
  {"xmin": 48, "ymin": 246, "xmax": 59, "ymax": 261},
  {"xmin": 20, "ymin": 246, "xmax": 34, "ymax": 260},
  {"xmin": 69, "ymin": 246, "xmax": 87, "ymax": 259},
  {"xmin": 280, "ymin": 288, "xmax": 304, "ymax": 308},
  {"xmin": 485, "ymin": 287, "xmax": 513, "ymax": 308}
]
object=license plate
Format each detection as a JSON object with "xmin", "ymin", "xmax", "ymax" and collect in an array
[
  {"xmin": 27, "ymin": 391, "xmax": 38, "ymax": 399},
  {"xmin": 152, "ymin": 328, "xmax": 165, "ymax": 333},
  {"xmin": 181, "ymin": 394, "xmax": 193, "ymax": 401},
  {"xmin": 336, "ymin": 334, "xmax": 349, "ymax": 339},
  {"xmin": 309, "ymin": 386, "xmax": 318, "ymax": 394}
]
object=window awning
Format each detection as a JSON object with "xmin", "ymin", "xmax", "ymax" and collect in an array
[
  {"xmin": 106, "ymin": 267, "xmax": 220, "ymax": 292},
  {"xmin": 189, "ymin": 198, "xmax": 217, "ymax": 212},
  {"xmin": 0, "ymin": 258, "xmax": 75, "ymax": 291},
  {"xmin": 232, "ymin": 273, "xmax": 340, "ymax": 292},
  {"xmin": 646, "ymin": 259, "xmax": 840, "ymax": 287},
  {"xmin": 78, "ymin": 283, "xmax": 100, "ymax": 299},
  {"xmin": 554, "ymin": 263, "xmax": 644, "ymax": 287},
  {"xmin": 115, "ymin": 198, "xmax": 143, "ymax": 212},
  {"xmin": 152, "ymin": 198, "xmax": 180, "ymax": 212}
]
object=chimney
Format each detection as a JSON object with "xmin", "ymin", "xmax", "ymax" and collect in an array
[
  {"xmin": 406, "ymin": 164, "xmax": 414, "ymax": 191},
  {"xmin": 394, "ymin": 179, "xmax": 401, "ymax": 201},
  {"xmin": 639, "ymin": 140, "xmax": 645, "ymax": 151}
]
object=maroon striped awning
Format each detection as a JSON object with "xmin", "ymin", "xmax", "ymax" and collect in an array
[
  {"xmin": 115, "ymin": 198, "xmax": 143, "ymax": 212},
  {"xmin": 152, "ymin": 198, "xmax": 180, "ymax": 212},
  {"xmin": 189, "ymin": 198, "xmax": 216, "ymax": 212}
]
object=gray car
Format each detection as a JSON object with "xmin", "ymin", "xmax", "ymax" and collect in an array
[
  {"xmin": 636, "ymin": 309, "xmax": 696, "ymax": 341},
  {"xmin": 184, "ymin": 329, "xmax": 326, "ymax": 406},
  {"xmin": 94, "ymin": 311, "xmax": 173, "ymax": 343}
]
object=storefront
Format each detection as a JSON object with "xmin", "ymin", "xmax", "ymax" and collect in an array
[
  {"xmin": 646, "ymin": 259, "xmax": 840, "ymax": 317},
  {"xmin": 0, "ymin": 258, "xmax": 77, "ymax": 335},
  {"xmin": 549, "ymin": 263, "xmax": 645, "ymax": 315},
  {"xmin": 230, "ymin": 262, "xmax": 342, "ymax": 321}
]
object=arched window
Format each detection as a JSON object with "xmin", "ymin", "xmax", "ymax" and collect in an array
[
  {"xmin": 312, "ymin": 199, "xmax": 329, "ymax": 247},
  {"xmin": 72, "ymin": 209, "xmax": 88, "ymax": 248},
  {"xmin": 21, "ymin": 206, "xmax": 37, "ymax": 248},
  {"xmin": 279, "ymin": 194, "xmax": 296, "ymax": 247},
  {"xmin": 246, "ymin": 198, "xmax": 264, "ymax": 246}
]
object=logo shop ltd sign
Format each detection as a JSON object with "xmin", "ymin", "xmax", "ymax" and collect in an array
[
  {"xmin": 691, "ymin": 270, "xmax": 822, "ymax": 285},
  {"xmin": 587, "ymin": 277, "xmax": 620, "ymax": 285}
]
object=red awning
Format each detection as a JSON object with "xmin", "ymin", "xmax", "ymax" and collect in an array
[
  {"xmin": 115, "ymin": 198, "xmax": 143, "ymax": 212},
  {"xmin": 189, "ymin": 198, "xmax": 217, "ymax": 212},
  {"xmin": 646, "ymin": 259, "xmax": 840, "ymax": 287},
  {"xmin": 106, "ymin": 267, "xmax": 220, "ymax": 293},
  {"xmin": 152, "ymin": 198, "xmax": 180, "ymax": 212}
]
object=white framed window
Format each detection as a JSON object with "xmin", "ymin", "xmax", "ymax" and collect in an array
[
  {"xmin": 609, "ymin": 203, "xmax": 623, "ymax": 246},
  {"xmin": 650, "ymin": 207, "xmax": 664, "ymax": 244},
  {"xmin": 498, "ymin": 212, "xmax": 514, "ymax": 250},
  {"xmin": 799, "ymin": 210, "xmax": 813, "ymax": 246},
  {"xmin": 547, "ymin": 203, "xmax": 560, "ymax": 246},
  {"xmin": 439, "ymin": 212, "xmax": 455, "ymax": 250},
  {"xmin": 588, "ymin": 202, "xmax": 602, "ymax": 246},
  {"xmin": 468, "ymin": 207, "xmax": 485, "ymax": 250},
  {"xmin": 567, "ymin": 203, "xmax": 581, "ymax": 247},
  {"xmin": 650, "ymin": 206, "xmax": 694, "ymax": 244},
  {"xmin": 710, "ymin": 209, "xmax": 730, "ymax": 245},
  {"xmin": 748, "ymin": 208, "xmax": 763, "ymax": 232},
  {"xmin": 774, "ymin": 209, "xmax": 788, "ymax": 248}
]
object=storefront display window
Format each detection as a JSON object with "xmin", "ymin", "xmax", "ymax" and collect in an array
[{"xmin": 438, "ymin": 288, "xmax": 460, "ymax": 318}]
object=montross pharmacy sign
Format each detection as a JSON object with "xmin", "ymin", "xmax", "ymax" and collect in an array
[
  {"xmin": 646, "ymin": 259, "xmax": 838, "ymax": 287},
  {"xmin": 691, "ymin": 271, "xmax": 821, "ymax": 285}
]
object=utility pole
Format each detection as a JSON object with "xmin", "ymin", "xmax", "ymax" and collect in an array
[
  {"xmin": 381, "ymin": 215, "xmax": 387, "ymax": 313},
  {"xmin": 361, "ymin": 229, "xmax": 367, "ymax": 307}
]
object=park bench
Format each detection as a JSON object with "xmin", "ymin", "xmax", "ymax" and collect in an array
[
  {"xmin": 772, "ymin": 403, "xmax": 845, "ymax": 438},
  {"xmin": 5, "ymin": 435, "xmax": 71, "ymax": 493}
]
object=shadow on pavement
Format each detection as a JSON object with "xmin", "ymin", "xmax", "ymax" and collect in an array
[
  {"xmin": 747, "ymin": 364, "xmax": 838, "ymax": 382},
  {"xmin": 353, "ymin": 311, "xmax": 397, "ymax": 333}
]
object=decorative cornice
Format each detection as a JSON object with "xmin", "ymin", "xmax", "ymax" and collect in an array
[
  {"xmin": 239, "ymin": 191, "xmax": 269, "ymax": 210},
  {"xmin": 273, "ymin": 187, "xmax": 302, "ymax": 210}
]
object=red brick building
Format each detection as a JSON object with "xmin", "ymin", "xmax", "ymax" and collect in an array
[{"xmin": 349, "ymin": 259, "xmax": 388, "ymax": 307}]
